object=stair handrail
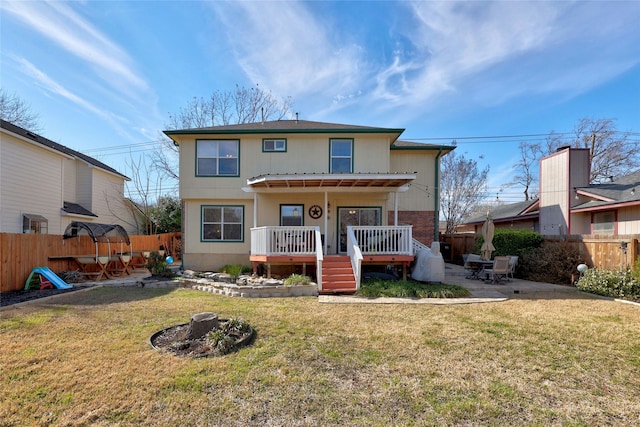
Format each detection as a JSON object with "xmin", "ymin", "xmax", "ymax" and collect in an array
[
  {"xmin": 412, "ymin": 238, "xmax": 429, "ymax": 255},
  {"xmin": 314, "ymin": 226, "xmax": 323, "ymax": 291},
  {"xmin": 346, "ymin": 226, "xmax": 363, "ymax": 290}
]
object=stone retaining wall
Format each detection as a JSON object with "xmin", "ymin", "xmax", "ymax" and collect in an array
[{"xmin": 139, "ymin": 272, "xmax": 319, "ymax": 298}]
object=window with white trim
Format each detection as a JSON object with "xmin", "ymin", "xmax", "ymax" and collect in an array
[
  {"xmin": 23, "ymin": 214, "xmax": 48, "ymax": 234},
  {"xmin": 263, "ymin": 138, "xmax": 286, "ymax": 152},
  {"xmin": 330, "ymin": 139, "xmax": 353, "ymax": 173},
  {"xmin": 202, "ymin": 206, "xmax": 243, "ymax": 241},
  {"xmin": 196, "ymin": 139, "xmax": 239, "ymax": 176}
]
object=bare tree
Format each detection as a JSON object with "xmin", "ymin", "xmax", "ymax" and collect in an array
[
  {"xmin": 124, "ymin": 154, "xmax": 165, "ymax": 235},
  {"xmin": 509, "ymin": 141, "xmax": 542, "ymax": 201},
  {"xmin": 0, "ymin": 88, "xmax": 41, "ymax": 131},
  {"xmin": 156, "ymin": 84, "xmax": 293, "ymax": 180},
  {"xmin": 440, "ymin": 150, "xmax": 490, "ymax": 234},
  {"xmin": 545, "ymin": 117, "xmax": 637, "ymax": 183}
]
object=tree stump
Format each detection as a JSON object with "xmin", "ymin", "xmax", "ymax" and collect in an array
[{"xmin": 187, "ymin": 312, "xmax": 219, "ymax": 340}]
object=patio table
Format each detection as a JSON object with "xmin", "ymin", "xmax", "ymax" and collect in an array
[
  {"xmin": 48, "ymin": 255, "xmax": 110, "ymax": 281},
  {"xmin": 466, "ymin": 260, "xmax": 494, "ymax": 280}
]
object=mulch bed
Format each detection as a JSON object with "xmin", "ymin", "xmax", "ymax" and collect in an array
[{"xmin": 1, "ymin": 284, "xmax": 96, "ymax": 307}]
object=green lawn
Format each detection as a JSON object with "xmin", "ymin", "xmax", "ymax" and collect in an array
[{"xmin": 1, "ymin": 287, "xmax": 639, "ymax": 426}]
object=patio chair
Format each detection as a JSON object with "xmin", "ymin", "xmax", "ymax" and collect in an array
[
  {"xmin": 507, "ymin": 256, "xmax": 518, "ymax": 280},
  {"xmin": 484, "ymin": 256, "xmax": 511, "ymax": 284},
  {"xmin": 463, "ymin": 253, "xmax": 483, "ymax": 279}
]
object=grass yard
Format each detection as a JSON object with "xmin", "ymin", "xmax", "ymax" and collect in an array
[{"xmin": 1, "ymin": 287, "xmax": 639, "ymax": 426}]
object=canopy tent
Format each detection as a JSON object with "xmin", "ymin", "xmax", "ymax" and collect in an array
[
  {"xmin": 63, "ymin": 222, "xmax": 130, "ymax": 244},
  {"xmin": 63, "ymin": 222, "xmax": 131, "ymax": 259}
]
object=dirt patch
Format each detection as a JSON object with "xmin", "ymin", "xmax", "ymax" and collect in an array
[{"xmin": 150, "ymin": 319, "xmax": 255, "ymax": 358}]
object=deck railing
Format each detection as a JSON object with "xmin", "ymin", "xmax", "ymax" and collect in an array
[
  {"xmin": 250, "ymin": 226, "xmax": 320, "ymax": 256},
  {"xmin": 351, "ymin": 225, "xmax": 413, "ymax": 255}
]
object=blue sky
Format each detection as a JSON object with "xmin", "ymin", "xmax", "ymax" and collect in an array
[{"xmin": 2, "ymin": 0, "xmax": 639, "ymax": 202}]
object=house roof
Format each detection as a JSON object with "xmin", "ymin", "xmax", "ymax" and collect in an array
[
  {"xmin": 1, "ymin": 119, "xmax": 129, "ymax": 180},
  {"xmin": 391, "ymin": 140, "xmax": 457, "ymax": 152},
  {"xmin": 62, "ymin": 201, "xmax": 98, "ymax": 217},
  {"xmin": 572, "ymin": 169, "xmax": 640, "ymax": 212},
  {"xmin": 245, "ymin": 172, "xmax": 416, "ymax": 192},
  {"xmin": 164, "ymin": 119, "xmax": 405, "ymax": 138},
  {"xmin": 464, "ymin": 199, "xmax": 540, "ymax": 225}
]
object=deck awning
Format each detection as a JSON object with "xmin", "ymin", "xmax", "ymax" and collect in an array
[{"xmin": 244, "ymin": 172, "xmax": 416, "ymax": 193}]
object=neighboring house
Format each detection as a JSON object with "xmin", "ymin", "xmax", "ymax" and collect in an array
[
  {"xmin": 459, "ymin": 199, "xmax": 540, "ymax": 233},
  {"xmin": 164, "ymin": 119, "xmax": 455, "ymax": 292},
  {"xmin": 461, "ymin": 146, "xmax": 640, "ymax": 236},
  {"xmin": 0, "ymin": 119, "xmax": 136, "ymax": 235}
]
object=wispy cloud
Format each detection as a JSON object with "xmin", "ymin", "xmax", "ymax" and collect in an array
[
  {"xmin": 16, "ymin": 56, "xmax": 140, "ymax": 141},
  {"xmin": 208, "ymin": 1, "xmax": 639, "ymax": 122},
  {"xmin": 208, "ymin": 1, "xmax": 365, "ymax": 106},
  {"xmin": 1, "ymin": 1, "xmax": 148, "ymax": 94},
  {"xmin": 373, "ymin": 1, "xmax": 640, "ymax": 113}
]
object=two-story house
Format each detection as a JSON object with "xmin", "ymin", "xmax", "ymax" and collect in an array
[
  {"xmin": 0, "ymin": 119, "xmax": 136, "ymax": 235},
  {"xmin": 165, "ymin": 119, "xmax": 454, "ymax": 292}
]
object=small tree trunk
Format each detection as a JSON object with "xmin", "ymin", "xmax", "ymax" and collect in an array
[{"xmin": 187, "ymin": 312, "xmax": 219, "ymax": 340}]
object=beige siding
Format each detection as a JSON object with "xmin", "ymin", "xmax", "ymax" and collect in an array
[
  {"xmin": 177, "ymin": 133, "xmax": 392, "ymax": 199},
  {"xmin": 89, "ymin": 169, "xmax": 137, "ymax": 233},
  {"xmin": 63, "ymin": 158, "xmax": 76, "ymax": 201},
  {"xmin": 1, "ymin": 128, "xmax": 134, "ymax": 235},
  {"xmin": 539, "ymin": 148, "xmax": 589, "ymax": 236},
  {"xmin": 0, "ymin": 132, "xmax": 67, "ymax": 233},
  {"xmin": 389, "ymin": 150, "xmax": 438, "ymax": 211},
  {"xmin": 75, "ymin": 162, "xmax": 93, "ymax": 208},
  {"xmin": 617, "ymin": 205, "xmax": 640, "ymax": 234}
]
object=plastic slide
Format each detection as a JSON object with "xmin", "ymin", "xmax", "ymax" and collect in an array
[{"xmin": 25, "ymin": 267, "xmax": 73, "ymax": 290}]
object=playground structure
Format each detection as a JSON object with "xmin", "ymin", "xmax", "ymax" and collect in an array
[
  {"xmin": 59, "ymin": 222, "xmax": 133, "ymax": 280},
  {"xmin": 25, "ymin": 267, "xmax": 72, "ymax": 290}
]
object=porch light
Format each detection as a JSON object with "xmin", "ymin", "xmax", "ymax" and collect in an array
[{"xmin": 632, "ymin": 187, "xmax": 636, "ymax": 196}]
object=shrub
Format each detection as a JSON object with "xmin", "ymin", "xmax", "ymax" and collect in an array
[
  {"xmin": 220, "ymin": 264, "xmax": 246, "ymax": 280},
  {"xmin": 633, "ymin": 255, "xmax": 640, "ymax": 282},
  {"xmin": 356, "ymin": 280, "xmax": 470, "ymax": 298},
  {"xmin": 145, "ymin": 251, "xmax": 173, "ymax": 277},
  {"xmin": 476, "ymin": 229, "xmax": 543, "ymax": 258},
  {"xmin": 284, "ymin": 274, "xmax": 312, "ymax": 286},
  {"xmin": 206, "ymin": 329, "xmax": 236, "ymax": 355},
  {"xmin": 576, "ymin": 267, "xmax": 640, "ymax": 300},
  {"xmin": 518, "ymin": 240, "xmax": 582, "ymax": 285}
]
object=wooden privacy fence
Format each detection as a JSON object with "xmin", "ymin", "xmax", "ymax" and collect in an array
[
  {"xmin": 439, "ymin": 234, "xmax": 479, "ymax": 264},
  {"xmin": 546, "ymin": 235, "xmax": 639, "ymax": 271},
  {"xmin": 440, "ymin": 233, "xmax": 639, "ymax": 271},
  {"xmin": 0, "ymin": 232, "xmax": 181, "ymax": 293}
]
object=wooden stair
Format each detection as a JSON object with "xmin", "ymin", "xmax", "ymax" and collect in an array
[{"xmin": 320, "ymin": 256, "xmax": 357, "ymax": 294}]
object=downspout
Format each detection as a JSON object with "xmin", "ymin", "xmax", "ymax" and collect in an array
[{"xmin": 434, "ymin": 148, "xmax": 444, "ymax": 242}]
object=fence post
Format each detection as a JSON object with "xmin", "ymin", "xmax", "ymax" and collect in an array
[{"xmin": 631, "ymin": 238, "xmax": 638, "ymax": 270}]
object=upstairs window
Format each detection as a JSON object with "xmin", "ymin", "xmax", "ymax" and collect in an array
[
  {"xmin": 263, "ymin": 138, "xmax": 286, "ymax": 152},
  {"xmin": 330, "ymin": 139, "xmax": 353, "ymax": 173},
  {"xmin": 196, "ymin": 140, "xmax": 239, "ymax": 176},
  {"xmin": 23, "ymin": 214, "xmax": 48, "ymax": 234}
]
